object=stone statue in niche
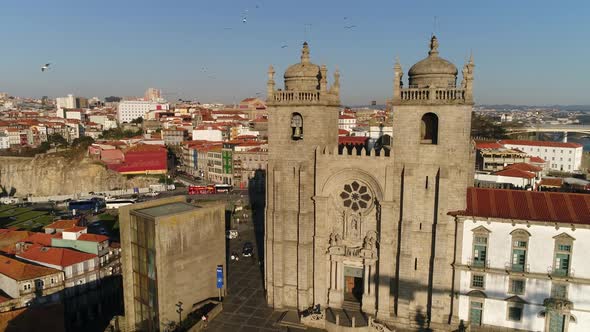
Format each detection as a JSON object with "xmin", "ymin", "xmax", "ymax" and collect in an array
[
  {"xmin": 361, "ymin": 231, "xmax": 378, "ymax": 258},
  {"xmin": 346, "ymin": 213, "xmax": 362, "ymax": 241}
]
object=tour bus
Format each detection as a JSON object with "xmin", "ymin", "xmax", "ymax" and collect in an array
[
  {"xmin": 214, "ymin": 184, "xmax": 233, "ymax": 193},
  {"xmin": 68, "ymin": 198, "xmax": 105, "ymax": 213},
  {"xmin": 105, "ymin": 198, "xmax": 136, "ymax": 209},
  {"xmin": 188, "ymin": 185, "xmax": 215, "ymax": 195}
]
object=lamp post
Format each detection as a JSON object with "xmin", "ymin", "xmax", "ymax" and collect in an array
[{"xmin": 176, "ymin": 301, "xmax": 183, "ymax": 326}]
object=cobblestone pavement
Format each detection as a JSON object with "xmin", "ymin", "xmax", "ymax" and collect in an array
[{"xmin": 204, "ymin": 207, "xmax": 283, "ymax": 332}]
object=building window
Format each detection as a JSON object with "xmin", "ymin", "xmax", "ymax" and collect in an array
[
  {"xmin": 23, "ymin": 283, "xmax": 31, "ymax": 291},
  {"xmin": 510, "ymin": 229, "xmax": 530, "ymax": 272},
  {"xmin": 509, "ymin": 278, "xmax": 526, "ymax": 295},
  {"xmin": 471, "ymin": 226, "xmax": 490, "ymax": 268},
  {"xmin": 507, "ymin": 305, "xmax": 523, "ymax": 322},
  {"xmin": 471, "ymin": 274, "xmax": 485, "ymax": 289},
  {"xmin": 291, "ymin": 113, "xmax": 303, "ymax": 140},
  {"xmin": 553, "ymin": 233, "xmax": 574, "ymax": 277},
  {"xmin": 420, "ymin": 113, "xmax": 438, "ymax": 144},
  {"xmin": 469, "ymin": 300, "xmax": 484, "ymax": 326},
  {"xmin": 551, "ymin": 283, "xmax": 568, "ymax": 299}
]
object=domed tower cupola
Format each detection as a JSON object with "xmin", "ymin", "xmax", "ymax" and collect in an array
[
  {"xmin": 283, "ymin": 42, "xmax": 322, "ymax": 91},
  {"xmin": 408, "ymin": 36, "xmax": 458, "ymax": 88}
]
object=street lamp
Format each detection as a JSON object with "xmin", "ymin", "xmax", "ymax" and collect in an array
[{"xmin": 176, "ymin": 301, "xmax": 183, "ymax": 326}]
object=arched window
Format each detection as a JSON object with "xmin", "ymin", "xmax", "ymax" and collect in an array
[
  {"xmin": 291, "ymin": 113, "xmax": 303, "ymax": 140},
  {"xmin": 420, "ymin": 113, "xmax": 438, "ymax": 144}
]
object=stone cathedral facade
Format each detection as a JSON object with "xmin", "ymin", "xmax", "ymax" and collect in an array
[{"xmin": 265, "ymin": 37, "xmax": 476, "ymax": 331}]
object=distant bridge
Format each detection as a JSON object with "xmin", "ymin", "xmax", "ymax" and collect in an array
[{"xmin": 506, "ymin": 124, "xmax": 590, "ymax": 142}]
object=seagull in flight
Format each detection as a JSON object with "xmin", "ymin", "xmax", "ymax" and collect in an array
[
  {"xmin": 281, "ymin": 44, "xmax": 288, "ymax": 49},
  {"xmin": 242, "ymin": 17, "xmax": 247, "ymax": 23},
  {"xmin": 344, "ymin": 25, "xmax": 357, "ymax": 30},
  {"xmin": 41, "ymin": 63, "xmax": 51, "ymax": 72}
]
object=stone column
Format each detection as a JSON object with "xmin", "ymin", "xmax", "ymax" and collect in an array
[
  {"xmin": 313, "ymin": 196, "xmax": 330, "ymax": 307},
  {"xmin": 329, "ymin": 259, "xmax": 343, "ymax": 308},
  {"xmin": 362, "ymin": 261, "xmax": 376, "ymax": 315},
  {"xmin": 376, "ymin": 201, "xmax": 395, "ymax": 321}
]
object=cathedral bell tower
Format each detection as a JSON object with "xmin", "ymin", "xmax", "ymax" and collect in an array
[
  {"xmin": 265, "ymin": 42, "xmax": 340, "ymax": 309},
  {"xmin": 390, "ymin": 36, "xmax": 475, "ymax": 328}
]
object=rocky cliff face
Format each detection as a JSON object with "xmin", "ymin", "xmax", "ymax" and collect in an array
[{"xmin": 0, "ymin": 155, "xmax": 159, "ymax": 197}]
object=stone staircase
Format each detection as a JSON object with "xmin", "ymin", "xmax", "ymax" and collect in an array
[{"xmin": 326, "ymin": 301, "xmax": 368, "ymax": 328}]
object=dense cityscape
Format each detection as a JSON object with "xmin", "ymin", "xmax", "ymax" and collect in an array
[{"xmin": 1, "ymin": 2, "xmax": 590, "ymax": 332}]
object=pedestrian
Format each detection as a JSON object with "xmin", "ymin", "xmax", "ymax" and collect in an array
[{"xmin": 201, "ymin": 314, "xmax": 208, "ymax": 327}]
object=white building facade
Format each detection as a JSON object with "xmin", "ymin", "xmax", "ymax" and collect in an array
[
  {"xmin": 454, "ymin": 188, "xmax": 590, "ymax": 332},
  {"xmin": 56, "ymin": 94, "xmax": 76, "ymax": 113},
  {"xmin": 0, "ymin": 132, "xmax": 9, "ymax": 149},
  {"xmin": 500, "ymin": 140, "xmax": 583, "ymax": 172},
  {"xmin": 117, "ymin": 100, "xmax": 169, "ymax": 123}
]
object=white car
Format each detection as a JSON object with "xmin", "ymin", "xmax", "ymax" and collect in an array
[{"xmin": 145, "ymin": 192, "xmax": 160, "ymax": 197}]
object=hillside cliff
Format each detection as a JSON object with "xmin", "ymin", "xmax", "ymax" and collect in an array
[{"xmin": 0, "ymin": 155, "xmax": 159, "ymax": 197}]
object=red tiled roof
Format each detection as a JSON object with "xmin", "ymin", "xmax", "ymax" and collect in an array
[
  {"xmin": 338, "ymin": 129, "xmax": 350, "ymax": 135},
  {"xmin": 339, "ymin": 115, "xmax": 355, "ymax": 120},
  {"xmin": 529, "ymin": 156, "xmax": 546, "ymax": 163},
  {"xmin": 0, "ymin": 256, "xmax": 60, "ymax": 281},
  {"xmin": 77, "ymin": 234, "xmax": 109, "ymax": 243},
  {"xmin": 460, "ymin": 187, "xmax": 590, "ymax": 224},
  {"xmin": 500, "ymin": 139, "xmax": 583, "ymax": 149},
  {"xmin": 44, "ymin": 220, "xmax": 77, "ymax": 230},
  {"xmin": 18, "ymin": 245, "xmax": 96, "ymax": 268},
  {"xmin": 494, "ymin": 168, "xmax": 536, "ymax": 179},
  {"xmin": 475, "ymin": 142, "xmax": 503, "ymax": 150},
  {"xmin": 505, "ymin": 163, "xmax": 543, "ymax": 172},
  {"xmin": 339, "ymin": 136, "xmax": 369, "ymax": 145},
  {"xmin": 125, "ymin": 144, "xmax": 166, "ymax": 153},
  {"xmin": 62, "ymin": 226, "xmax": 86, "ymax": 233},
  {"xmin": 539, "ymin": 178, "xmax": 563, "ymax": 188},
  {"xmin": 22, "ymin": 233, "xmax": 54, "ymax": 246}
]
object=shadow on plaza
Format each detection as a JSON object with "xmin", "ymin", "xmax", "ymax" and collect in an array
[{"xmin": 248, "ymin": 169, "xmax": 266, "ymax": 282}]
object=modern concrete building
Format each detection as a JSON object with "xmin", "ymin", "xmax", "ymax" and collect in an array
[
  {"xmin": 119, "ymin": 196, "xmax": 226, "ymax": 332},
  {"xmin": 117, "ymin": 100, "xmax": 169, "ymax": 123},
  {"xmin": 265, "ymin": 37, "xmax": 475, "ymax": 331}
]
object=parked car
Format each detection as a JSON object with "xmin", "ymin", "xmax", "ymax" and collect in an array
[
  {"xmin": 226, "ymin": 230, "xmax": 239, "ymax": 239},
  {"xmin": 242, "ymin": 242, "xmax": 253, "ymax": 257}
]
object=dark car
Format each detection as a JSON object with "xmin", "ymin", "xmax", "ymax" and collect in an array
[{"xmin": 242, "ymin": 242, "xmax": 253, "ymax": 257}]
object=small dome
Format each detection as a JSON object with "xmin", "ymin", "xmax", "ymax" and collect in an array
[
  {"xmin": 408, "ymin": 36, "xmax": 458, "ymax": 88},
  {"xmin": 283, "ymin": 42, "xmax": 321, "ymax": 91}
]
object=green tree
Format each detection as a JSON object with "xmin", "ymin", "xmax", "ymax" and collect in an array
[
  {"xmin": 130, "ymin": 117, "xmax": 144, "ymax": 124},
  {"xmin": 471, "ymin": 112, "xmax": 508, "ymax": 139},
  {"xmin": 71, "ymin": 136, "xmax": 95, "ymax": 150},
  {"xmin": 47, "ymin": 133, "xmax": 68, "ymax": 147}
]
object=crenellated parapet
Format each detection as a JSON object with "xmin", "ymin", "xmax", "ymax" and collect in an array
[{"xmin": 315, "ymin": 145, "xmax": 392, "ymax": 159}]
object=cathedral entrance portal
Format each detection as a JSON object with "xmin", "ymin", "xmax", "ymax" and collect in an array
[{"xmin": 344, "ymin": 266, "xmax": 363, "ymax": 303}]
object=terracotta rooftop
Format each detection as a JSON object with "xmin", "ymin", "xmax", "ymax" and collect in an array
[
  {"xmin": 539, "ymin": 178, "xmax": 564, "ymax": 188},
  {"xmin": 44, "ymin": 220, "xmax": 77, "ymax": 230},
  {"xmin": 125, "ymin": 144, "xmax": 166, "ymax": 153},
  {"xmin": 458, "ymin": 187, "xmax": 590, "ymax": 224},
  {"xmin": 475, "ymin": 142, "xmax": 503, "ymax": 150},
  {"xmin": 500, "ymin": 139, "xmax": 583, "ymax": 149},
  {"xmin": 529, "ymin": 156, "xmax": 546, "ymax": 163},
  {"xmin": 62, "ymin": 226, "xmax": 87, "ymax": 233},
  {"xmin": 18, "ymin": 245, "xmax": 96, "ymax": 268},
  {"xmin": 339, "ymin": 136, "xmax": 369, "ymax": 145},
  {"xmin": 22, "ymin": 233, "xmax": 55, "ymax": 246},
  {"xmin": 77, "ymin": 234, "xmax": 109, "ymax": 243},
  {"xmin": 505, "ymin": 163, "xmax": 543, "ymax": 172},
  {"xmin": 0, "ymin": 256, "xmax": 60, "ymax": 281},
  {"xmin": 494, "ymin": 168, "xmax": 536, "ymax": 179}
]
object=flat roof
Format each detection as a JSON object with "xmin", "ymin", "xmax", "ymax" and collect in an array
[{"xmin": 133, "ymin": 202, "xmax": 198, "ymax": 218}]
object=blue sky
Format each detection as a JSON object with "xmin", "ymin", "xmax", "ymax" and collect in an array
[{"xmin": 1, "ymin": 0, "xmax": 589, "ymax": 105}]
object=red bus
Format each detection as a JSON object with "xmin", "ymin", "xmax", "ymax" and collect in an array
[{"xmin": 188, "ymin": 185, "xmax": 215, "ymax": 195}]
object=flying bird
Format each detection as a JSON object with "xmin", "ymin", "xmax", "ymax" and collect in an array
[
  {"xmin": 242, "ymin": 17, "xmax": 247, "ymax": 23},
  {"xmin": 344, "ymin": 25, "xmax": 357, "ymax": 30},
  {"xmin": 41, "ymin": 63, "xmax": 51, "ymax": 72},
  {"xmin": 281, "ymin": 44, "xmax": 288, "ymax": 49}
]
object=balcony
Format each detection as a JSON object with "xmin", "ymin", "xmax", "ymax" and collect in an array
[
  {"xmin": 548, "ymin": 266, "xmax": 574, "ymax": 278},
  {"xmin": 504, "ymin": 262, "xmax": 530, "ymax": 273},
  {"xmin": 466, "ymin": 258, "xmax": 489, "ymax": 269}
]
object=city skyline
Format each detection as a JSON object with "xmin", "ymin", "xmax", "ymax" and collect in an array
[{"xmin": 1, "ymin": 0, "xmax": 590, "ymax": 105}]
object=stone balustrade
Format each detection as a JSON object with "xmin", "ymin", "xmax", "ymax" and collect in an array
[
  {"xmin": 272, "ymin": 90, "xmax": 321, "ymax": 103},
  {"xmin": 395, "ymin": 87, "xmax": 470, "ymax": 105}
]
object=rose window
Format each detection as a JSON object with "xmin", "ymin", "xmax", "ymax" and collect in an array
[{"xmin": 340, "ymin": 181, "xmax": 372, "ymax": 211}]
